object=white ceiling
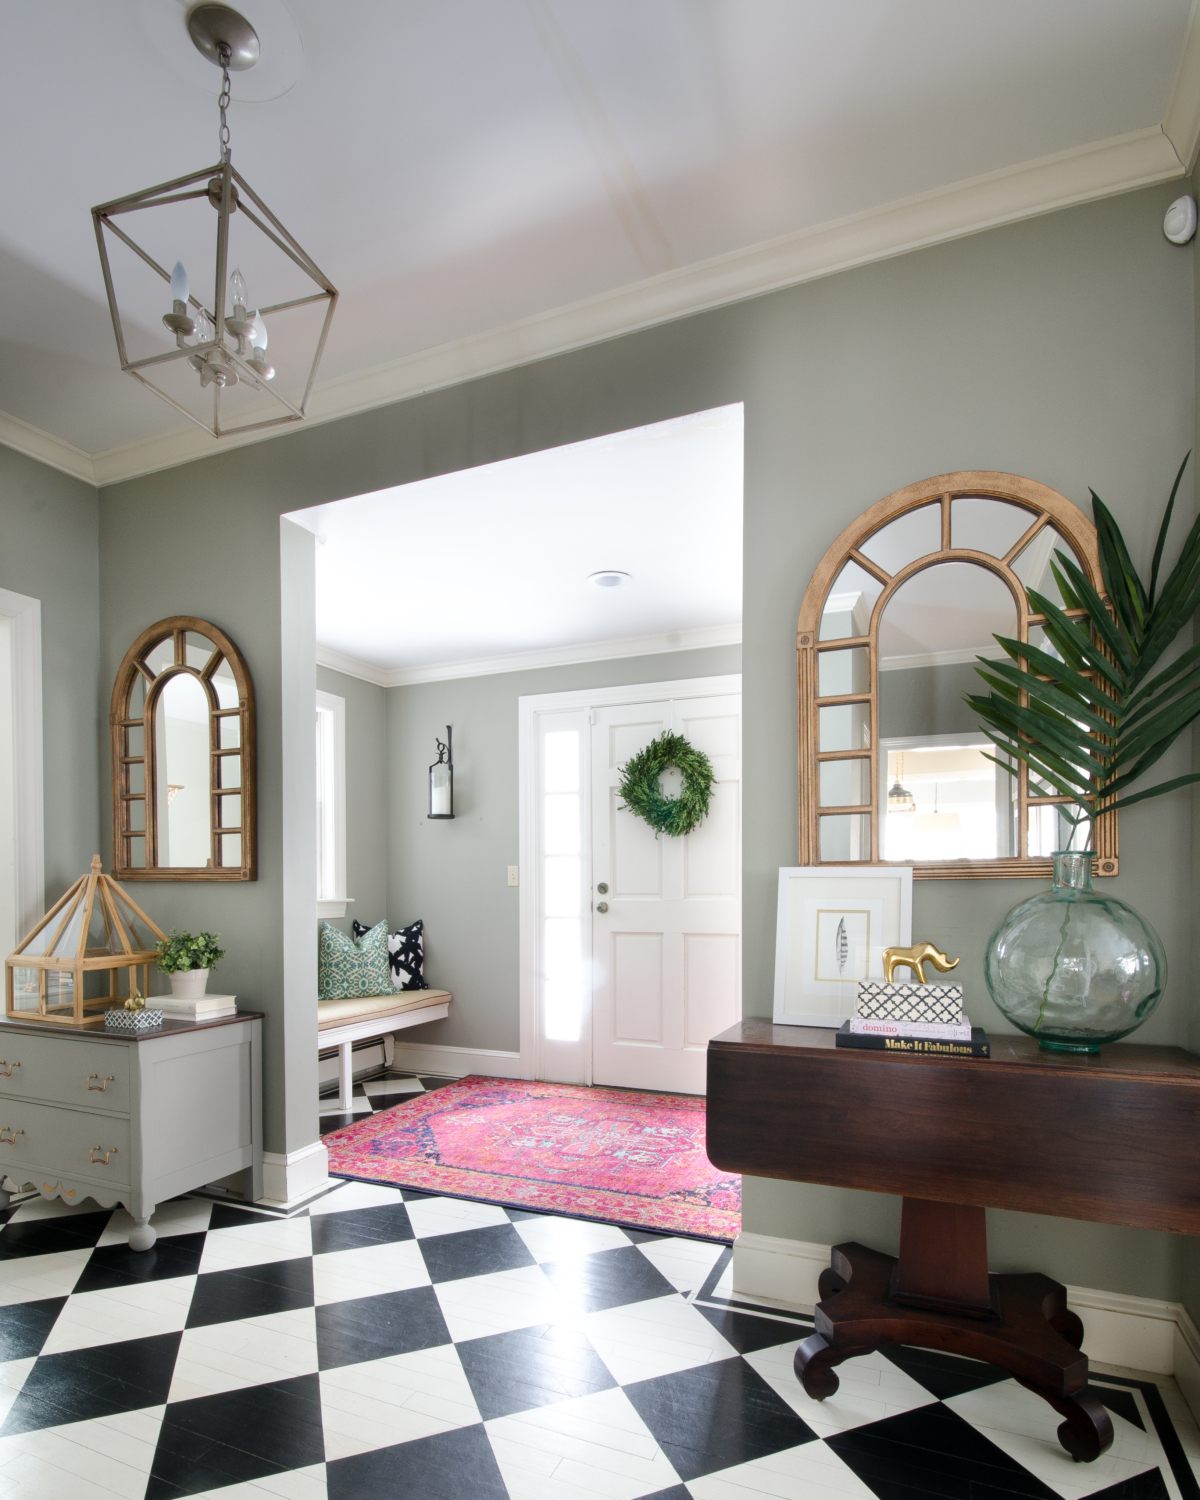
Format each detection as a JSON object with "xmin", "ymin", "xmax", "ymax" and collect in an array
[
  {"xmin": 286, "ymin": 402, "xmax": 742, "ymax": 676},
  {"xmin": 0, "ymin": 0, "xmax": 1194, "ymax": 473}
]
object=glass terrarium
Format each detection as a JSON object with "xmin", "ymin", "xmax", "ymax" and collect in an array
[{"xmin": 5, "ymin": 856, "xmax": 166, "ymax": 1028}]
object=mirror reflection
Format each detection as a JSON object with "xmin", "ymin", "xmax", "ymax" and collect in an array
[
  {"xmin": 155, "ymin": 674, "xmax": 211, "ymax": 867},
  {"xmin": 878, "ymin": 561, "xmax": 1017, "ymax": 862}
]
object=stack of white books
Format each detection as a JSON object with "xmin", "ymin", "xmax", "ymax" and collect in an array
[{"xmin": 157, "ymin": 992, "xmax": 238, "ymax": 1021}]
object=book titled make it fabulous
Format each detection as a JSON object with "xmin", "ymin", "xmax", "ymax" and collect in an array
[{"xmin": 834, "ymin": 1021, "xmax": 991, "ymax": 1058}]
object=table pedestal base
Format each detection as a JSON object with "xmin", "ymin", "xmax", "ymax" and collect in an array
[{"xmin": 794, "ymin": 1201, "xmax": 1113, "ymax": 1463}]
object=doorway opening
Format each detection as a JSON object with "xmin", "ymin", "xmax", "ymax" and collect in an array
[{"xmin": 285, "ymin": 402, "xmax": 743, "ymax": 1109}]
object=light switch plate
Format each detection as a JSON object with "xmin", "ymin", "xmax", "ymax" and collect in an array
[{"xmin": 507, "ymin": 866, "xmax": 519, "ymax": 886}]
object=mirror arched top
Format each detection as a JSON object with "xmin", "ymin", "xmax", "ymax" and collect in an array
[
  {"xmin": 797, "ymin": 471, "xmax": 1117, "ymax": 879},
  {"xmin": 110, "ymin": 616, "xmax": 257, "ymax": 881}
]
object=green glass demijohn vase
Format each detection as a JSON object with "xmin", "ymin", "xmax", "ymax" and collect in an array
[{"xmin": 984, "ymin": 851, "xmax": 1165, "ymax": 1052}]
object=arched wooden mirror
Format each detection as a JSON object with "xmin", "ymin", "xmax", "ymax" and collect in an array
[
  {"xmin": 111, "ymin": 617, "xmax": 256, "ymax": 881},
  {"xmin": 797, "ymin": 471, "xmax": 1117, "ymax": 879}
]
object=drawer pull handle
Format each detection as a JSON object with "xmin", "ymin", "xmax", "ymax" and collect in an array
[
  {"xmin": 44, "ymin": 1181, "xmax": 76, "ymax": 1198},
  {"xmin": 87, "ymin": 1074, "xmax": 115, "ymax": 1092},
  {"xmin": 89, "ymin": 1145, "xmax": 118, "ymax": 1165},
  {"xmin": 0, "ymin": 1061, "xmax": 18, "ymax": 1077},
  {"xmin": 0, "ymin": 1128, "xmax": 23, "ymax": 1145}
]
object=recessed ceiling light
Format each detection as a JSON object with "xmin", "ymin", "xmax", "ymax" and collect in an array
[{"xmin": 588, "ymin": 571, "xmax": 631, "ymax": 588}]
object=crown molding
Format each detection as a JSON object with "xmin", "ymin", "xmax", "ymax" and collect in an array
[
  {"xmin": 1164, "ymin": 0, "xmax": 1200, "ymax": 171},
  {"xmin": 879, "ymin": 646, "xmax": 1003, "ymax": 671},
  {"xmin": 315, "ymin": 644, "xmax": 391, "ymax": 687},
  {"xmin": 0, "ymin": 409, "xmax": 94, "ymax": 485},
  {"xmin": 0, "ymin": 123, "xmax": 1189, "ymax": 490},
  {"xmin": 316, "ymin": 622, "xmax": 741, "ymax": 689}
]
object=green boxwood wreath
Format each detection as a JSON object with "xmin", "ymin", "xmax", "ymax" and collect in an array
[{"xmin": 618, "ymin": 732, "xmax": 715, "ymax": 837}]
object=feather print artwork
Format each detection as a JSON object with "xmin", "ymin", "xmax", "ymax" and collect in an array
[{"xmin": 836, "ymin": 916, "xmax": 848, "ymax": 976}]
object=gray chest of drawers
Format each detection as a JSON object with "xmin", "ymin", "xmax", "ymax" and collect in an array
[{"xmin": 0, "ymin": 1012, "xmax": 262, "ymax": 1249}]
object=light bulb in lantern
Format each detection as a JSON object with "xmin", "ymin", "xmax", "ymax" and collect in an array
[
  {"xmin": 246, "ymin": 312, "xmax": 274, "ymax": 380},
  {"xmin": 162, "ymin": 260, "xmax": 195, "ymax": 341},
  {"xmin": 229, "ymin": 266, "xmax": 249, "ymax": 318}
]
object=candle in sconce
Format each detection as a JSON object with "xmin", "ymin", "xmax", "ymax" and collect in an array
[{"xmin": 429, "ymin": 726, "xmax": 454, "ymax": 818}]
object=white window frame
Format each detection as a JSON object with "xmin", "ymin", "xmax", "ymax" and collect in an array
[
  {"xmin": 315, "ymin": 690, "xmax": 349, "ymax": 919},
  {"xmin": 0, "ymin": 588, "xmax": 44, "ymax": 956}
]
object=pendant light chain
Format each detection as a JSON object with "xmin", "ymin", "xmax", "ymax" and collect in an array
[{"xmin": 218, "ymin": 44, "xmax": 233, "ymax": 163}]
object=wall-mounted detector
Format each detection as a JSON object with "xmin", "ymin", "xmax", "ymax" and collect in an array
[{"xmin": 1164, "ymin": 195, "xmax": 1198, "ymax": 245}]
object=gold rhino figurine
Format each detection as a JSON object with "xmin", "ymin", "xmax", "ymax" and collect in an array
[{"xmin": 882, "ymin": 942, "xmax": 960, "ymax": 985}]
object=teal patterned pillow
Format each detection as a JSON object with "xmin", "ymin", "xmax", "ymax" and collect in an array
[{"xmin": 318, "ymin": 920, "xmax": 392, "ymax": 1000}]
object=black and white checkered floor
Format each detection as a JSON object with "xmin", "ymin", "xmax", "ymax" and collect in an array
[
  {"xmin": 1, "ymin": 1089, "xmax": 1199, "ymax": 1498},
  {"xmin": 316, "ymin": 1067, "xmax": 459, "ymax": 1136}
]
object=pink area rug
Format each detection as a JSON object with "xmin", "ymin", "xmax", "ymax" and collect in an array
[{"xmin": 323, "ymin": 1076, "xmax": 741, "ymax": 1243}]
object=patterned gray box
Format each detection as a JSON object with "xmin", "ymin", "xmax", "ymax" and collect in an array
[
  {"xmin": 856, "ymin": 982, "xmax": 963, "ymax": 1024},
  {"xmin": 104, "ymin": 1008, "xmax": 164, "ymax": 1033}
]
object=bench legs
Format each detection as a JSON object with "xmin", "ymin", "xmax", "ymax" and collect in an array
[{"xmin": 337, "ymin": 1041, "xmax": 354, "ymax": 1113}]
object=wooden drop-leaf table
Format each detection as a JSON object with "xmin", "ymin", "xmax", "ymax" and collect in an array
[{"xmin": 706, "ymin": 1020, "xmax": 1200, "ymax": 1463}]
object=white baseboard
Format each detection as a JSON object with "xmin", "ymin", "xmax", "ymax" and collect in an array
[
  {"xmin": 1174, "ymin": 1312, "xmax": 1200, "ymax": 1417},
  {"xmin": 260, "ymin": 1140, "xmax": 332, "ymax": 1209},
  {"xmin": 732, "ymin": 1232, "xmax": 1200, "ymax": 1407},
  {"xmin": 731, "ymin": 1231, "xmax": 827, "ymax": 1311},
  {"xmin": 387, "ymin": 1041, "xmax": 523, "ymax": 1079},
  {"xmin": 1064, "ymin": 1284, "xmax": 1179, "ymax": 1375},
  {"xmin": 318, "ymin": 1038, "xmax": 388, "ymax": 1088}
]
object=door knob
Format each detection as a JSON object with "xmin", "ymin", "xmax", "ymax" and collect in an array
[{"xmin": 596, "ymin": 902, "xmax": 609, "ymax": 913}]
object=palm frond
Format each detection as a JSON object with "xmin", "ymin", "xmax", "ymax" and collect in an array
[{"xmin": 969, "ymin": 457, "xmax": 1200, "ymax": 847}]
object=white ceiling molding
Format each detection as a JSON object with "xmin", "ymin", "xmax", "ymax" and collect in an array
[
  {"xmin": 315, "ymin": 644, "xmax": 391, "ymax": 688},
  {"xmin": 1164, "ymin": 0, "xmax": 1200, "ymax": 170},
  {"xmin": 0, "ymin": 121, "xmax": 1190, "ymax": 491},
  {"xmin": 879, "ymin": 647, "xmax": 1005, "ymax": 672},
  {"xmin": 0, "ymin": 409, "xmax": 94, "ymax": 485},
  {"xmin": 316, "ymin": 622, "xmax": 741, "ymax": 689}
]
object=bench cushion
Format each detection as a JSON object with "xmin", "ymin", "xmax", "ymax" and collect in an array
[{"xmin": 317, "ymin": 990, "xmax": 451, "ymax": 1031}]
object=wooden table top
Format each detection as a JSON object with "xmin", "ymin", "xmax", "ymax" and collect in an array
[
  {"xmin": 711, "ymin": 1018, "xmax": 1200, "ymax": 1081},
  {"xmin": 0, "ymin": 1011, "xmax": 263, "ymax": 1042},
  {"xmin": 706, "ymin": 1019, "xmax": 1200, "ymax": 1234}
]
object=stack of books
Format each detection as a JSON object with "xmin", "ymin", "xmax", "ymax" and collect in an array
[
  {"xmin": 835, "ymin": 1014, "xmax": 990, "ymax": 1057},
  {"xmin": 157, "ymin": 992, "xmax": 238, "ymax": 1022}
]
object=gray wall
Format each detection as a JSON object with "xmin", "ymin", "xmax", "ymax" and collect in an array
[
  {"xmin": 94, "ymin": 177, "xmax": 1199, "ymax": 1303},
  {"xmin": 386, "ymin": 644, "xmax": 741, "ymax": 1053},
  {"xmin": 317, "ymin": 665, "xmax": 388, "ymax": 936},
  {"xmin": 0, "ymin": 445, "xmax": 100, "ymax": 905}
]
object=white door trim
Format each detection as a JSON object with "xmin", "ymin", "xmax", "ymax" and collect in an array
[
  {"xmin": 0, "ymin": 587, "xmax": 44, "ymax": 938},
  {"xmin": 518, "ymin": 673, "xmax": 742, "ymax": 1081}
]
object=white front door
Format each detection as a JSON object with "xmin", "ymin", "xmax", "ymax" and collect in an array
[{"xmin": 589, "ymin": 692, "xmax": 741, "ymax": 1094}]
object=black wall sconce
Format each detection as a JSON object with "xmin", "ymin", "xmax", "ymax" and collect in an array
[{"xmin": 429, "ymin": 726, "xmax": 454, "ymax": 819}]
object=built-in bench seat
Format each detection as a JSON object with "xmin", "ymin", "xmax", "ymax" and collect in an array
[{"xmin": 319, "ymin": 989, "xmax": 451, "ymax": 1111}]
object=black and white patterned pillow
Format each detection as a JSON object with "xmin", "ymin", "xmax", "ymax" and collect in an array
[{"xmin": 352, "ymin": 918, "xmax": 426, "ymax": 990}]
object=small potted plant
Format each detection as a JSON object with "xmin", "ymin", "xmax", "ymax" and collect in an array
[{"xmin": 156, "ymin": 929, "xmax": 225, "ymax": 999}]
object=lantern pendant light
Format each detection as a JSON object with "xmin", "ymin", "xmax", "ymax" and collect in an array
[
  {"xmin": 91, "ymin": 4, "xmax": 336, "ymax": 439},
  {"xmin": 887, "ymin": 752, "xmax": 916, "ymax": 815}
]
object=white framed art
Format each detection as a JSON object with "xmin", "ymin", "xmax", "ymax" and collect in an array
[{"xmin": 772, "ymin": 866, "xmax": 913, "ymax": 1027}]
